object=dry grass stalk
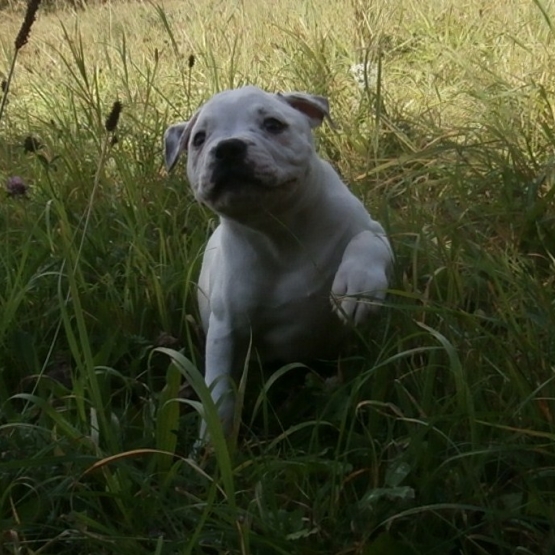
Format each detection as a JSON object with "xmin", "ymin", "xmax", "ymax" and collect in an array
[{"xmin": 0, "ymin": 0, "xmax": 42, "ymax": 123}]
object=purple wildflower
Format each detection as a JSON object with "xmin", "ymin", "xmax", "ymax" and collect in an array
[{"xmin": 6, "ymin": 176, "xmax": 29, "ymax": 197}]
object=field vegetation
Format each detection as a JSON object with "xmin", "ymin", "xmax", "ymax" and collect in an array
[{"xmin": 1, "ymin": 0, "xmax": 554, "ymax": 553}]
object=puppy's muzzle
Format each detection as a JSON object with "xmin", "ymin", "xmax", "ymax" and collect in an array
[
  {"xmin": 214, "ymin": 138, "xmax": 248, "ymax": 162},
  {"xmin": 211, "ymin": 138, "xmax": 261, "ymax": 190}
]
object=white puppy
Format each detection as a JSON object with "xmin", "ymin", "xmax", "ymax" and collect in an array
[{"xmin": 164, "ymin": 86, "xmax": 393, "ymax": 442}]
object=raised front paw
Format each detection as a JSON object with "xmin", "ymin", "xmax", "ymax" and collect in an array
[
  {"xmin": 330, "ymin": 230, "xmax": 392, "ymax": 325},
  {"xmin": 330, "ymin": 266, "xmax": 388, "ymax": 325}
]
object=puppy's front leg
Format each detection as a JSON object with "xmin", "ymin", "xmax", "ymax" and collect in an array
[
  {"xmin": 198, "ymin": 314, "xmax": 236, "ymax": 443},
  {"xmin": 331, "ymin": 229, "xmax": 393, "ymax": 325}
]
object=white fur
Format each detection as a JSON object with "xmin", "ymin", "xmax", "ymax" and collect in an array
[{"xmin": 164, "ymin": 86, "xmax": 393, "ymax": 442}]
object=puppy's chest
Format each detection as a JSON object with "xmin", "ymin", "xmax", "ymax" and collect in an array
[
  {"xmin": 226, "ymin": 254, "xmax": 338, "ymax": 337},
  {"xmin": 232, "ymin": 252, "xmax": 333, "ymax": 308},
  {"xmin": 214, "ymin": 242, "xmax": 345, "ymax": 360}
]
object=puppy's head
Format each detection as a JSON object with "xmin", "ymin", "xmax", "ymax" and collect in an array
[{"xmin": 164, "ymin": 86, "xmax": 330, "ymax": 219}]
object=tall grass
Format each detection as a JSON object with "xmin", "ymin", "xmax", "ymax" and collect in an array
[{"xmin": 0, "ymin": 0, "xmax": 554, "ymax": 553}]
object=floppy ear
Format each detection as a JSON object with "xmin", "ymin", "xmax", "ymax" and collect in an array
[
  {"xmin": 277, "ymin": 92, "xmax": 334, "ymax": 129},
  {"xmin": 164, "ymin": 109, "xmax": 202, "ymax": 171},
  {"xmin": 164, "ymin": 121, "xmax": 190, "ymax": 172}
]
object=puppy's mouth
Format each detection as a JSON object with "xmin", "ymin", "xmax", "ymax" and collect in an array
[{"xmin": 211, "ymin": 164, "xmax": 265, "ymax": 191}]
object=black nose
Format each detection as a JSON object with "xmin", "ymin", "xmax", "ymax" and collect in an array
[{"xmin": 214, "ymin": 138, "xmax": 247, "ymax": 161}]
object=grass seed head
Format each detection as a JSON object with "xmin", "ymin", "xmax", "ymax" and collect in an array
[
  {"xmin": 15, "ymin": 0, "xmax": 41, "ymax": 51},
  {"xmin": 23, "ymin": 135, "xmax": 42, "ymax": 153},
  {"xmin": 188, "ymin": 54, "xmax": 195, "ymax": 68},
  {"xmin": 1, "ymin": 80, "xmax": 7, "ymax": 93},
  {"xmin": 105, "ymin": 100, "xmax": 122, "ymax": 132}
]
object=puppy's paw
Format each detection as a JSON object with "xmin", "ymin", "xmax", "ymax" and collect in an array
[
  {"xmin": 331, "ymin": 230, "xmax": 392, "ymax": 326},
  {"xmin": 331, "ymin": 266, "xmax": 388, "ymax": 326}
]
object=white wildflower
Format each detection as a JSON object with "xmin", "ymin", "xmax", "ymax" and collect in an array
[{"xmin": 349, "ymin": 62, "xmax": 379, "ymax": 90}]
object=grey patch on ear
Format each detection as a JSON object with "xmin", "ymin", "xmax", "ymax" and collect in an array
[
  {"xmin": 163, "ymin": 122, "xmax": 189, "ymax": 172},
  {"xmin": 277, "ymin": 91, "xmax": 336, "ymax": 129}
]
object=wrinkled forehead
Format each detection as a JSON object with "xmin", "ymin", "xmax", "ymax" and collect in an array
[{"xmin": 197, "ymin": 87, "xmax": 298, "ymax": 128}]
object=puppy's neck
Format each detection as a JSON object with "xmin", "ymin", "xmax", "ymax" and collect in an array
[{"xmin": 219, "ymin": 160, "xmax": 326, "ymax": 242}]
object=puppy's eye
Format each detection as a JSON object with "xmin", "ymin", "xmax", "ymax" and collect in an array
[
  {"xmin": 262, "ymin": 117, "xmax": 287, "ymax": 134},
  {"xmin": 192, "ymin": 131, "xmax": 206, "ymax": 147}
]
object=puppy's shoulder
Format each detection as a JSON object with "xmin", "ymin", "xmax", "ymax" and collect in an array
[{"xmin": 318, "ymin": 160, "xmax": 362, "ymax": 203}]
